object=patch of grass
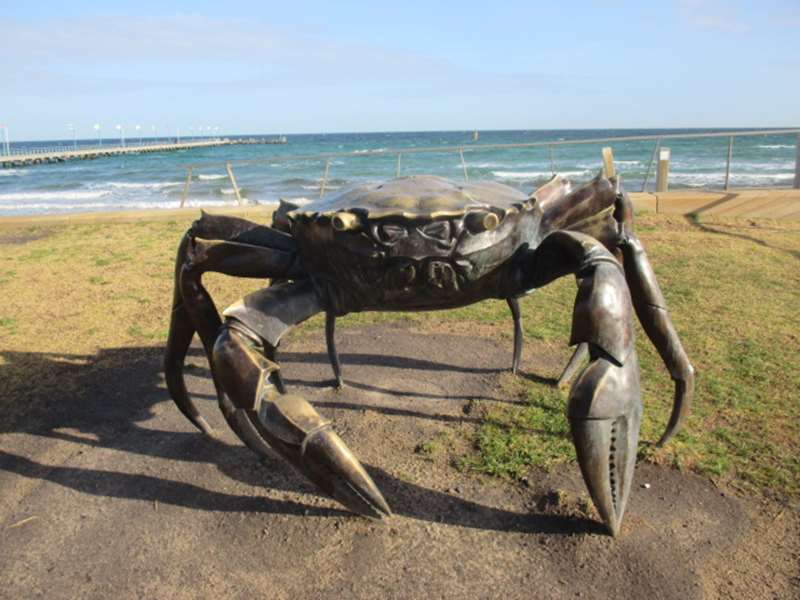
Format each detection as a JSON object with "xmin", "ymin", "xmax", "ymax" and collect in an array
[
  {"xmin": 462, "ymin": 386, "xmax": 573, "ymax": 478},
  {"xmin": 0, "ymin": 317, "xmax": 18, "ymax": 335}
]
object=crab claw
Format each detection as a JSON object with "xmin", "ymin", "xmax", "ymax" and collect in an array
[
  {"xmin": 568, "ymin": 354, "xmax": 642, "ymax": 536},
  {"xmin": 253, "ymin": 394, "xmax": 391, "ymax": 519}
]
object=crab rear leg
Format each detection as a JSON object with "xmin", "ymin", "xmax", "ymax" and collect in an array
[
  {"xmin": 613, "ymin": 193, "xmax": 695, "ymax": 445},
  {"xmin": 522, "ymin": 230, "xmax": 641, "ymax": 535}
]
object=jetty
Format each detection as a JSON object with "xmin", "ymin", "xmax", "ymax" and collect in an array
[{"xmin": 0, "ymin": 139, "xmax": 254, "ymax": 168}]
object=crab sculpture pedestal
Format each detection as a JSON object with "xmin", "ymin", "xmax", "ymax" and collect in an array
[{"xmin": 165, "ymin": 174, "xmax": 694, "ymax": 536}]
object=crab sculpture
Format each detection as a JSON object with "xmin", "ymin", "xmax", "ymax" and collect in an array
[{"xmin": 165, "ymin": 173, "xmax": 695, "ymax": 535}]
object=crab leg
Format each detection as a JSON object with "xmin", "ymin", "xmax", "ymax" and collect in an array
[
  {"xmin": 216, "ymin": 281, "xmax": 390, "ymax": 518},
  {"xmin": 615, "ymin": 193, "xmax": 695, "ymax": 446},
  {"xmin": 506, "ymin": 297, "xmax": 523, "ymax": 374},
  {"xmin": 521, "ymin": 230, "xmax": 641, "ymax": 535},
  {"xmin": 165, "ymin": 213, "xmax": 279, "ymax": 437},
  {"xmin": 325, "ymin": 311, "xmax": 344, "ymax": 388}
]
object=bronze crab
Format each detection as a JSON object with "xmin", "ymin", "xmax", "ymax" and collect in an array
[{"xmin": 165, "ymin": 173, "xmax": 695, "ymax": 535}]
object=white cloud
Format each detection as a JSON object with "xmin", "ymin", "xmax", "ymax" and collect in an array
[{"xmin": 678, "ymin": 0, "xmax": 751, "ymax": 33}]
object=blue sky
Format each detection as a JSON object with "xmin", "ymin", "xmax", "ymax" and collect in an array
[{"xmin": 2, "ymin": 0, "xmax": 799, "ymax": 140}]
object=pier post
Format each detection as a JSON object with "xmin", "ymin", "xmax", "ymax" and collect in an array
[
  {"xmin": 181, "ymin": 167, "xmax": 193, "ymax": 208},
  {"xmin": 225, "ymin": 162, "xmax": 243, "ymax": 205},
  {"xmin": 656, "ymin": 147, "xmax": 671, "ymax": 193},
  {"xmin": 724, "ymin": 136, "xmax": 735, "ymax": 191},
  {"xmin": 601, "ymin": 146, "xmax": 615, "ymax": 179},
  {"xmin": 794, "ymin": 133, "xmax": 800, "ymax": 189}
]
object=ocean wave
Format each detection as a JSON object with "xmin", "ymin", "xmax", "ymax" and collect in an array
[
  {"xmin": 0, "ymin": 190, "xmax": 112, "ymax": 203},
  {"xmin": 669, "ymin": 172, "xmax": 795, "ymax": 187},
  {"xmin": 0, "ymin": 168, "xmax": 28, "ymax": 177},
  {"xmin": 105, "ymin": 181, "xmax": 182, "ymax": 189},
  {"xmin": 492, "ymin": 169, "xmax": 589, "ymax": 179},
  {"xmin": 757, "ymin": 144, "xmax": 795, "ymax": 149},
  {"xmin": 0, "ymin": 198, "xmax": 272, "ymax": 214},
  {"xmin": 353, "ymin": 148, "xmax": 387, "ymax": 154},
  {"xmin": 197, "ymin": 173, "xmax": 227, "ymax": 180}
]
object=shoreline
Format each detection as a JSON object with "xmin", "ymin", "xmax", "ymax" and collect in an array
[{"xmin": 1, "ymin": 188, "xmax": 799, "ymax": 226}]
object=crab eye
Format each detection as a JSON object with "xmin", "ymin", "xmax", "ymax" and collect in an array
[
  {"xmin": 377, "ymin": 223, "xmax": 407, "ymax": 244},
  {"xmin": 418, "ymin": 220, "xmax": 451, "ymax": 242}
]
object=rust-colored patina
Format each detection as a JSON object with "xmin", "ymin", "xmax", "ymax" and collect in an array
[{"xmin": 165, "ymin": 173, "xmax": 694, "ymax": 536}]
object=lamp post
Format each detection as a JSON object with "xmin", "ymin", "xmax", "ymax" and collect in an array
[
  {"xmin": 94, "ymin": 124, "xmax": 102, "ymax": 147},
  {"xmin": 116, "ymin": 124, "xmax": 125, "ymax": 147},
  {"xmin": 0, "ymin": 124, "xmax": 10, "ymax": 155},
  {"xmin": 151, "ymin": 125, "xmax": 157, "ymax": 144},
  {"xmin": 135, "ymin": 124, "xmax": 142, "ymax": 145},
  {"xmin": 176, "ymin": 127, "xmax": 181, "ymax": 143},
  {"xmin": 66, "ymin": 123, "xmax": 77, "ymax": 150}
]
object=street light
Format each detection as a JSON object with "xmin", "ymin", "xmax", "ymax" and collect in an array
[
  {"xmin": 116, "ymin": 124, "xmax": 125, "ymax": 147},
  {"xmin": 176, "ymin": 127, "xmax": 181, "ymax": 143},
  {"xmin": 135, "ymin": 124, "xmax": 142, "ymax": 145},
  {"xmin": 151, "ymin": 125, "xmax": 157, "ymax": 144},
  {"xmin": 66, "ymin": 123, "xmax": 77, "ymax": 150},
  {"xmin": 94, "ymin": 124, "xmax": 102, "ymax": 147},
  {"xmin": 0, "ymin": 124, "xmax": 10, "ymax": 155}
]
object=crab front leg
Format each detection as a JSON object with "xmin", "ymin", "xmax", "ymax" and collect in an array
[
  {"xmin": 215, "ymin": 282, "xmax": 390, "ymax": 518},
  {"xmin": 518, "ymin": 230, "xmax": 641, "ymax": 535}
]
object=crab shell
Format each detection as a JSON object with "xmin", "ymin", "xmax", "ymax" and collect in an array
[{"xmin": 286, "ymin": 175, "xmax": 572, "ymax": 314}]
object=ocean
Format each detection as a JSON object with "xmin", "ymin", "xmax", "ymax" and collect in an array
[{"xmin": 0, "ymin": 129, "xmax": 797, "ymax": 216}]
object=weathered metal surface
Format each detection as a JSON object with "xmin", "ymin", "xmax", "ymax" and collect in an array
[{"xmin": 164, "ymin": 172, "xmax": 695, "ymax": 537}]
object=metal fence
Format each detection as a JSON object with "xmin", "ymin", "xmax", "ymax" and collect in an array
[{"xmin": 181, "ymin": 128, "xmax": 799, "ymax": 206}]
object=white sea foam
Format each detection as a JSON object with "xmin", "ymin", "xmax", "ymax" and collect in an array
[
  {"xmin": 197, "ymin": 174, "xmax": 227, "ymax": 180},
  {"xmin": 669, "ymin": 172, "xmax": 795, "ymax": 187},
  {"xmin": 757, "ymin": 144, "xmax": 795, "ymax": 149},
  {"xmin": 105, "ymin": 181, "xmax": 182, "ymax": 189},
  {"xmin": 0, "ymin": 190, "xmax": 112, "ymax": 203},
  {"xmin": 492, "ymin": 169, "xmax": 589, "ymax": 179},
  {"xmin": 0, "ymin": 168, "xmax": 28, "ymax": 177},
  {"xmin": 353, "ymin": 148, "xmax": 387, "ymax": 154}
]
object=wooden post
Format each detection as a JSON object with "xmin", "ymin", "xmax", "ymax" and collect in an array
[
  {"xmin": 641, "ymin": 137, "xmax": 661, "ymax": 192},
  {"xmin": 724, "ymin": 136, "xmax": 734, "ymax": 191},
  {"xmin": 180, "ymin": 167, "xmax": 192, "ymax": 208},
  {"xmin": 549, "ymin": 144, "xmax": 556, "ymax": 175},
  {"xmin": 225, "ymin": 162, "xmax": 243, "ymax": 205},
  {"xmin": 794, "ymin": 133, "xmax": 800, "ymax": 189},
  {"xmin": 601, "ymin": 146, "xmax": 616, "ymax": 178},
  {"xmin": 396, "ymin": 153, "xmax": 402, "ymax": 177},
  {"xmin": 320, "ymin": 159, "xmax": 331, "ymax": 198},
  {"xmin": 656, "ymin": 148, "xmax": 671, "ymax": 193},
  {"xmin": 459, "ymin": 148, "xmax": 469, "ymax": 181}
]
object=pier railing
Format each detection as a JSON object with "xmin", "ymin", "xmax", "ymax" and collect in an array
[{"xmin": 180, "ymin": 128, "xmax": 800, "ymax": 207}]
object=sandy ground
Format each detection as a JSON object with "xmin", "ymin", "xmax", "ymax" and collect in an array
[{"xmin": 1, "ymin": 323, "xmax": 798, "ymax": 599}]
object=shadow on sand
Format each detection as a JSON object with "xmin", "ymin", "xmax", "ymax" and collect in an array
[{"xmin": 0, "ymin": 342, "xmax": 598, "ymax": 536}]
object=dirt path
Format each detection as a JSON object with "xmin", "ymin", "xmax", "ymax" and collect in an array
[{"xmin": 1, "ymin": 323, "xmax": 798, "ymax": 599}]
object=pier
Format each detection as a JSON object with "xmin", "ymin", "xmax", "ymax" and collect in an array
[{"xmin": 0, "ymin": 139, "xmax": 235, "ymax": 168}]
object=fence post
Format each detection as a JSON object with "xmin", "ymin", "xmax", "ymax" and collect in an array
[
  {"xmin": 396, "ymin": 153, "xmax": 402, "ymax": 177},
  {"xmin": 602, "ymin": 146, "xmax": 616, "ymax": 179},
  {"xmin": 180, "ymin": 167, "xmax": 192, "ymax": 207},
  {"xmin": 225, "ymin": 162, "xmax": 243, "ymax": 205},
  {"xmin": 459, "ymin": 148, "xmax": 469, "ymax": 182},
  {"xmin": 320, "ymin": 159, "xmax": 331, "ymax": 198},
  {"xmin": 549, "ymin": 144, "xmax": 556, "ymax": 175},
  {"xmin": 794, "ymin": 133, "xmax": 800, "ymax": 189},
  {"xmin": 656, "ymin": 148, "xmax": 671, "ymax": 193},
  {"xmin": 724, "ymin": 136, "xmax": 734, "ymax": 191},
  {"xmin": 641, "ymin": 137, "xmax": 662, "ymax": 192}
]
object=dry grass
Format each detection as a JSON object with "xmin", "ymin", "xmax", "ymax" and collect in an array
[{"xmin": 1, "ymin": 210, "xmax": 798, "ymax": 501}]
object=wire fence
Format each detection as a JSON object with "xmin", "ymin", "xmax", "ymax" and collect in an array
[{"xmin": 179, "ymin": 129, "xmax": 800, "ymax": 207}]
